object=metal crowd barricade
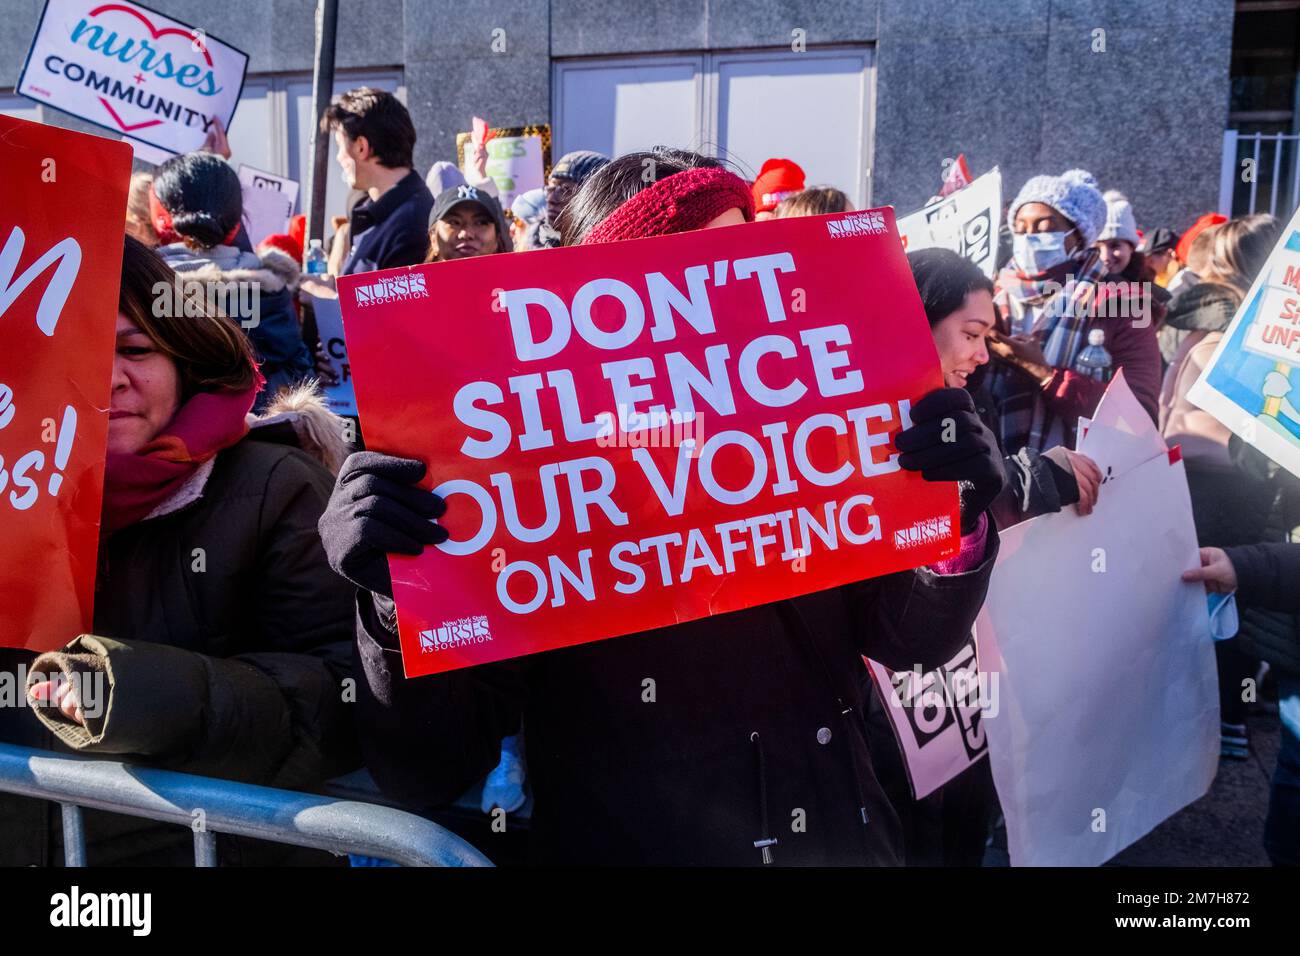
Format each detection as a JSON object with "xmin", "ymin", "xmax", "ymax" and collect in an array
[{"xmin": 0, "ymin": 743, "xmax": 492, "ymax": 867}]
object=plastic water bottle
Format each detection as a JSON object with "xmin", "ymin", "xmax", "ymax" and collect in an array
[
  {"xmin": 1074, "ymin": 328, "xmax": 1113, "ymax": 383},
  {"xmin": 305, "ymin": 238, "xmax": 327, "ymax": 275}
]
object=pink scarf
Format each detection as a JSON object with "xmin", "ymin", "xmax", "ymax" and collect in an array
[{"xmin": 102, "ymin": 381, "xmax": 260, "ymax": 534}]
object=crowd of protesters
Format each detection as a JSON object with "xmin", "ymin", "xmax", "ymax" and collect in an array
[{"xmin": 1, "ymin": 84, "xmax": 1296, "ymax": 869}]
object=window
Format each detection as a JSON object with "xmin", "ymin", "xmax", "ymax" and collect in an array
[
  {"xmin": 1223, "ymin": 2, "xmax": 1300, "ymax": 214},
  {"xmin": 553, "ymin": 48, "xmax": 874, "ymax": 206},
  {"xmin": 1229, "ymin": 0, "xmax": 1300, "ymax": 133}
]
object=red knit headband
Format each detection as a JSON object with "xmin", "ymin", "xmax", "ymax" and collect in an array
[{"xmin": 582, "ymin": 166, "xmax": 756, "ymax": 245}]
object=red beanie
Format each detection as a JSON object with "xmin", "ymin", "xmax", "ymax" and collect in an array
[
  {"xmin": 582, "ymin": 166, "xmax": 755, "ymax": 245},
  {"xmin": 288, "ymin": 214, "xmax": 306, "ymax": 254},
  {"xmin": 258, "ymin": 233, "xmax": 304, "ymax": 265},
  {"xmin": 751, "ymin": 158, "xmax": 806, "ymax": 214},
  {"xmin": 1176, "ymin": 212, "xmax": 1227, "ymax": 264}
]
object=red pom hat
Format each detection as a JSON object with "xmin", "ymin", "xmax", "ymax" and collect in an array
[{"xmin": 750, "ymin": 158, "xmax": 806, "ymax": 214}]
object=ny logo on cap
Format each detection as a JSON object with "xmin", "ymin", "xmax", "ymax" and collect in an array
[{"xmin": 457, "ymin": 185, "xmax": 479, "ymax": 200}]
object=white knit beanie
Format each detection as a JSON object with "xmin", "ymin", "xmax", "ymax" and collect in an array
[
  {"xmin": 426, "ymin": 161, "xmax": 467, "ymax": 196},
  {"xmin": 1097, "ymin": 190, "xmax": 1140, "ymax": 247},
  {"xmin": 1010, "ymin": 169, "xmax": 1108, "ymax": 247}
]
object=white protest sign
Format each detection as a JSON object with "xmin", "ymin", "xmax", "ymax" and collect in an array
[
  {"xmin": 17, "ymin": 0, "xmax": 248, "ymax": 156},
  {"xmin": 1242, "ymin": 285, "xmax": 1300, "ymax": 363},
  {"xmin": 1188, "ymin": 204, "xmax": 1300, "ymax": 478},
  {"xmin": 975, "ymin": 444, "xmax": 1218, "ymax": 867},
  {"xmin": 1075, "ymin": 369, "xmax": 1169, "ymax": 483},
  {"xmin": 460, "ymin": 125, "xmax": 549, "ymax": 213},
  {"xmin": 866, "ymin": 633, "xmax": 994, "ymax": 799},
  {"xmin": 238, "ymin": 164, "xmax": 300, "ymax": 209},
  {"xmin": 897, "ymin": 168, "xmax": 1003, "ymax": 279},
  {"xmin": 239, "ymin": 185, "xmax": 292, "ymax": 250},
  {"xmin": 301, "ymin": 279, "xmax": 355, "ymax": 417},
  {"xmin": 237, "ymin": 165, "xmax": 298, "ymax": 248}
]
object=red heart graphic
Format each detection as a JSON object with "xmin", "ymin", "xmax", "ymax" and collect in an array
[
  {"xmin": 88, "ymin": 3, "xmax": 215, "ymax": 67},
  {"xmin": 98, "ymin": 96, "xmax": 163, "ymax": 132}
]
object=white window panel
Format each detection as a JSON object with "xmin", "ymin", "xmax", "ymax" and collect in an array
[
  {"xmin": 553, "ymin": 56, "xmax": 705, "ymax": 160},
  {"xmin": 712, "ymin": 49, "xmax": 873, "ymax": 207},
  {"xmin": 552, "ymin": 48, "xmax": 874, "ymax": 207},
  {"xmin": 225, "ymin": 78, "xmax": 276, "ymax": 177}
]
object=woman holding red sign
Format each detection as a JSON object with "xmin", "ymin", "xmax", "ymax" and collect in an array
[
  {"xmin": 319, "ymin": 149, "xmax": 1007, "ymax": 865},
  {"xmin": 0, "ymin": 238, "xmax": 358, "ymax": 866}
]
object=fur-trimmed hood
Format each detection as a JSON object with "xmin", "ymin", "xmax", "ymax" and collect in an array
[
  {"xmin": 250, "ymin": 382, "xmax": 349, "ymax": 475},
  {"xmin": 157, "ymin": 243, "xmax": 302, "ymax": 295}
]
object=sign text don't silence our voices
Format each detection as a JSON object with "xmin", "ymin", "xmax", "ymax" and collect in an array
[{"xmin": 438, "ymin": 251, "xmax": 915, "ymax": 563}]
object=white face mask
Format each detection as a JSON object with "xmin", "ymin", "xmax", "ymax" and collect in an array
[{"xmin": 1013, "ymin": 230, "xmax": 1076, "ymax": 275}]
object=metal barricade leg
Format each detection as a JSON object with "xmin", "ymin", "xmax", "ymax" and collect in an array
[
  {"xmin": 60, "ymin": 802, "xmax": 86, "ymax": 867},
  {"xmin": 193, "ymin": 828, "xmax": 218, "ymax": 867}
]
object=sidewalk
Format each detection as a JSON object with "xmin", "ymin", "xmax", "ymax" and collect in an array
[{"xmin": 1110, "ymin": 712, "xmax": 1279, "ymax": 867}]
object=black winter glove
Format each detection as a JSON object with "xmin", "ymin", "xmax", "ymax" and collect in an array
[
  {"xmin": 1041, "ymin": 447, "xmax": 1081, "ymax": 507},
  {"xmin": 895, "ymin": 387, "xmax": 1006, "ymax": 535},
  {"xmin": 318, "ymin": 452, "xmax": 448, "ymax": 600}
]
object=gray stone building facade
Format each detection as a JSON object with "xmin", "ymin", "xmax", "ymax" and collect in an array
[{"xmin": 0, "ymin": 0, "xmax": 1251, "ymax": 232}]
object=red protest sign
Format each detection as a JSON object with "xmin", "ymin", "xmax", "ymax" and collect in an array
[
  {"xmin": 940, "ymin": 154, "xmax": 973, "ymax": 197},
  {"xmin": 0, "ymin": 116, "xmax": 131, "ymax": 651},
  {"xmin": 340, "ymin": 208, "xmax": 959, "ymax": 677}
]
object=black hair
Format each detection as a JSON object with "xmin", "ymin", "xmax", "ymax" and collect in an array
[
  {"xmin": 322, "ymin": 87, "xmax": 416, "ymax": 169},
  {"xmin": 152, "ymin": 151, "xmax": 242, "ymax": 248},
  {"xmin": 906, "ymin": 248, "xmax": 995, "ymax": 327},
  {"xmin": 556, "ymin": 147, "xmax": 724, "ymax": 246}
]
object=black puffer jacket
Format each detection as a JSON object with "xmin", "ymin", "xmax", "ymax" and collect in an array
[
  {"xmin": 1228, "ymin": 441, "xmax": 1300, "ymax": 681},
  {"xmin": 354, "ymin": 526, "xmax": 999, "ymax": 866},
  {"xmin": 1158, "ymin": 281, "xmax": 1238, "ymax": 368},
  {"xmin": 0, "ymin": 391, "xmax": 359, "ymax": 866},
  {"xmin": 967, "ymin": 370, "xmax": 1079, "ymax": 530},
  {"xmin": 1229, "ymin": 542, "xmax": 1300, "ymax": 615}
]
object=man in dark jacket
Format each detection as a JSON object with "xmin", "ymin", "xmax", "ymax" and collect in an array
[
  {"xmin": 322, "ymin": 88, "xmax": 434, "ymax": 275},
  {"xmin": 320, "ymin": 386, "xmax": 1006, "ymax": 866},
  {"xmin": 1185, "ymin": 543, "xmax": 1300, "ymax": 867}
]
